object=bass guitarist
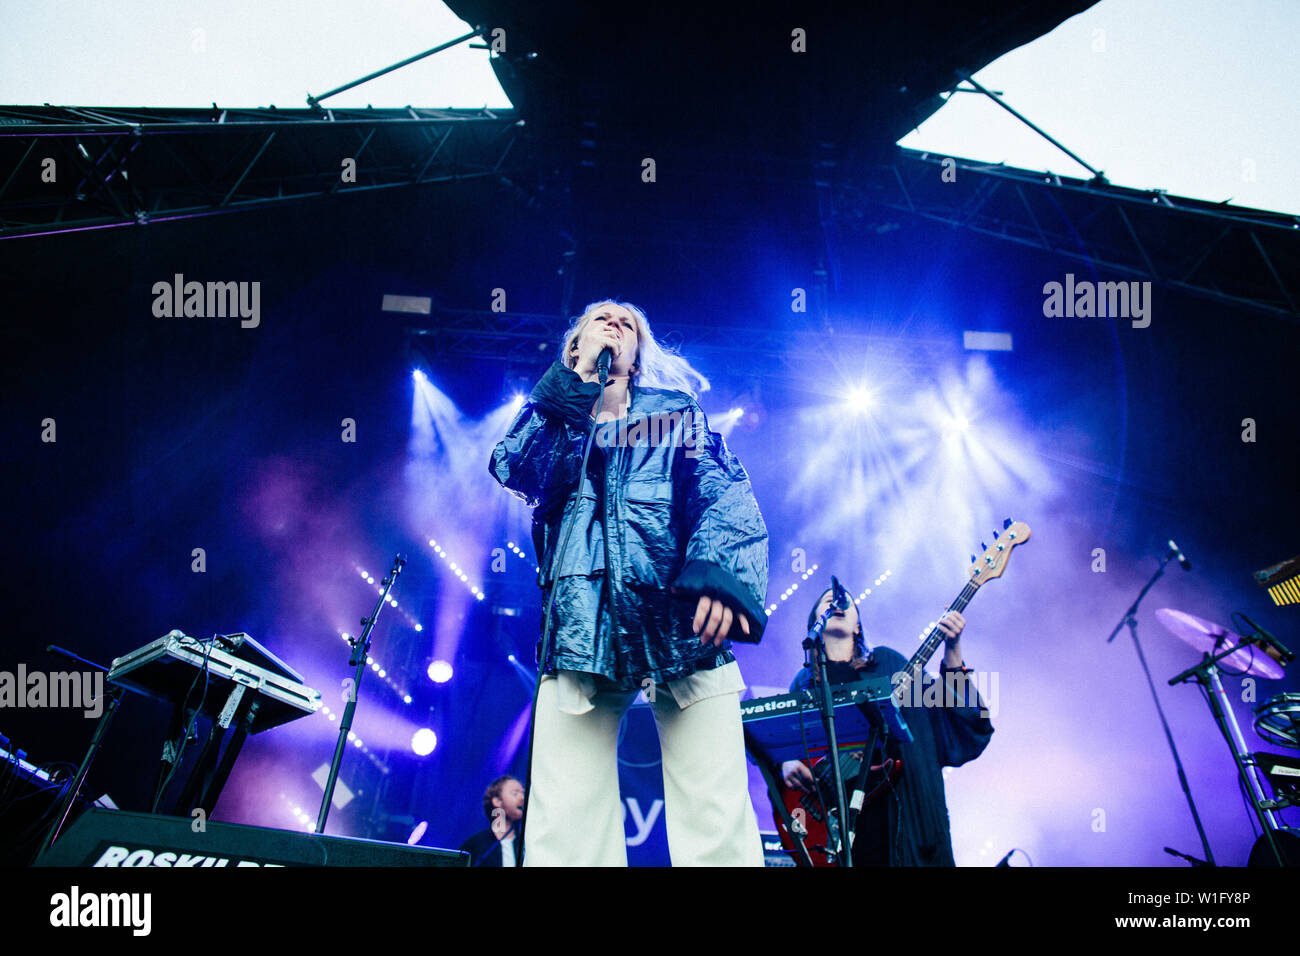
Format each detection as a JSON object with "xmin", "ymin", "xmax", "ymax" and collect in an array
[{"xmin": 780, "ymin": 586, "xmax": 993, "ymax": 865}]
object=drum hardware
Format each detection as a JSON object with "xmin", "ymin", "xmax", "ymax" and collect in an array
[{"xmin": 1161, "ymin": 608, "xmax": 1293, "ymax": 867}]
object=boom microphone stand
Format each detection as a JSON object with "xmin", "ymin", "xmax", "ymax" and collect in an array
[
  {"xmin": 1105, "ymin": 546, "xmax": 1215, "ymax": 866},
  {"xmin": 316, "ymin": 553, "xmax": 405, "ymax": 834}
]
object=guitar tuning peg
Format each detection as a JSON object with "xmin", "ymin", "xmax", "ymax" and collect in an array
[
  {"xmin": 980, "ymin": 542, "xmax": 987, "ymax": 552},
  {"xmin": 993, "ymin": 529, "xmax": 1000, "ymax": 540},
  {"xmin": 1003, "ymin": 517, "xmax": 1012, "ymax": 529},
  {"xmin": 970, "ymin": 555, "xmax": 977, "ymax": 564}
]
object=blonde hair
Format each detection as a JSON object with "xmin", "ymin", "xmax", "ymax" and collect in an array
[{"xmin": 561, "ymin": 299, "xmax": 710, "ymax": 398}]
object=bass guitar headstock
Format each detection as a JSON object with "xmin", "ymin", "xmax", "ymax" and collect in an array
[{"xmin": 968, "ymin": 518, "xmax": 1031, "ymax": 587}]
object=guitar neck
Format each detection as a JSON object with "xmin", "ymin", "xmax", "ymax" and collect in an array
[{"xmin": 896, "ymin": 580, "xmax": 979, "ymax": 694}]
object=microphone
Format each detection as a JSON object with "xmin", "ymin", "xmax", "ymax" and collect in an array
[
  {"xmin": 831, "ymin": 575, "xmax": 850, "ymax": 611},
  {"xmin": 595, "ymin": 346, "xmax": 613, "ymax": 381},
  {"xmin": 1238, "ymin": 613, "xmax": 1295, "ymax": 663},
  {"xmin": 1167, "ymin": 540, "xmax": 1191, "ymax": 571}
]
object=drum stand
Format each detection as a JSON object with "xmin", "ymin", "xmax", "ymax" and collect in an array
[{"xmin": 1170, "ymin": 644, "xmax": 1290, "ymax": 867}]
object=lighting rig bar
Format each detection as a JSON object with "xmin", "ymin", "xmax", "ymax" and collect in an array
[
  {"xmin": 403, "ymin": 308, "xmax": 960, "ymax": 371},
  {"xmin": 843, "ymin": 148, "xmax": 1300, "ymax": 321},
  {"xmin": 0, "ymin": 104, "xmax": 523, "ymax": 239}
]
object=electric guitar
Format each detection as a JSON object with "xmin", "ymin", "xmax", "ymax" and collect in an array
[{"xmin": 773, "ymin": 519, "xmax": 1031, "ymax": 865}]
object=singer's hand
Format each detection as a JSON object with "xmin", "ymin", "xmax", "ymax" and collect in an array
[
  {"xmin": 693, "ymin": 595, "xmax": 750, "ymax": 645},
  {"xmin": 574, "ymin": 323, "xmax": 623, "ymax": 380}
]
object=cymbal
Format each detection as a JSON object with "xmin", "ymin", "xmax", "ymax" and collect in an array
[{"xmin": 1154, "ymin": 608, "xmax": 1285, "ymax": 678}]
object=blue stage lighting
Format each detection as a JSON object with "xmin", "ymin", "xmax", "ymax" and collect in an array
[
  {"xmin": 427, "ymin": 660, "xmax": 453, "ymax": 684},
  {"xmin": 846, "ymin": 386, "xmax": 877, "ymax": 414},
  {"xmin": 412, "ymin": 728, "xmax": 437, "ymax": 756}
]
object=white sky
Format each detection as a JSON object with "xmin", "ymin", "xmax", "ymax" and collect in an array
[
  {"xmin": 2, "ymin": 0, "xmax": 1296, "ymax": 213},
  {"xmin": 899, "ymin": 0, "xmax": 1299, "ymax": 214},
  {"xmin": 0, "ymin": 1, "xmax": 510, "ymax": 111}
]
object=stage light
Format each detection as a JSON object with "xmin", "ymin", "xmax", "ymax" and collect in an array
[
  {"xmin": 427, "ymin": 660, "xmax": 454, "ymax": 684},
  {"xmin": 427, "ymin": 536, "xmax": 486, "ymax": 601},
  {"xmin": 408, "ymin": 821, "xmax": 428, "ymax": 845},
  {"xmin": 412, "ymin": 728, "xmax": 437, "ymax": 756},
  {"xmin": 506, "ymin": 540, "xmax": 540, "ymax": 573},
  {"xmin": 765, "ymin": 564, "xmax": 818, "ymax": 617},
  {"xmin": 412, "ymin": 369, "xmax": 426, "ymax": 382},
  {"xmin": 511, "ymin": 392, "xmax": 526, "ymax": 409},
  {"xmin": 846, "ymin": 386, "xmax": 877, "ymax": 415}
]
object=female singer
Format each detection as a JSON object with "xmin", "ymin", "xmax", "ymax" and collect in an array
[{"xmin": 491, "ymin": 299, "xmax": 768, "ymax": 866}]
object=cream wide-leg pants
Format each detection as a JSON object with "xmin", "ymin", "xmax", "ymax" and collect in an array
[{"xmin": 522, "ymin": 667, "xmax": 764, "ymax": 867}]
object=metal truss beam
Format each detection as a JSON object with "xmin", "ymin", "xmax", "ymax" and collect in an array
[
  {"xmin": 0, "ymin": 105, "xmax": 523, "ymax": 239},
  {"xmin": 843, "ymin": 149, "xmax": 1300, "ymax": 321},
  {"xmin": 403, "ymin": 308, "xmax": 959, "ymax": 372}
]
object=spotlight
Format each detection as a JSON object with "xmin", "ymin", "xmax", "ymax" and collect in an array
[
  {"xmin": 846, "ymin": 386, "xmax": 877, "ymax": 414},
  {"xmin": 407, "ymin": 820, "xmax": 428, "ymax": 845},
  {"xmin": 511, "ymin": 392, "xmax": 526, "ymax": 409},
  {"xmin": 412, "ymin": 728, "xmax": 437, "ymax": 756},
  {"xmin": 412, "ymin": 369, "xmax": 426, "ymax": 382},
  {"xmin": 941, "ymin": 414, "xmax": 972, "ymax": 445},
  {"xmin": 427, "ymin": 660, "xmax": 454, "ymax": 684}
]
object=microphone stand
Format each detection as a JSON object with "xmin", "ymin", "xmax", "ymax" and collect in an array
[
  {"xmin": 803, "ymin": 603, "xmax": 853, "ymax": 867},
  {"xmin": 1105, "ymin": 551, "xmax": 1215, "ymax": 866},
  {"xmin": 316, "ymin": 553, "xmax": 405, "ymax": 834}
]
